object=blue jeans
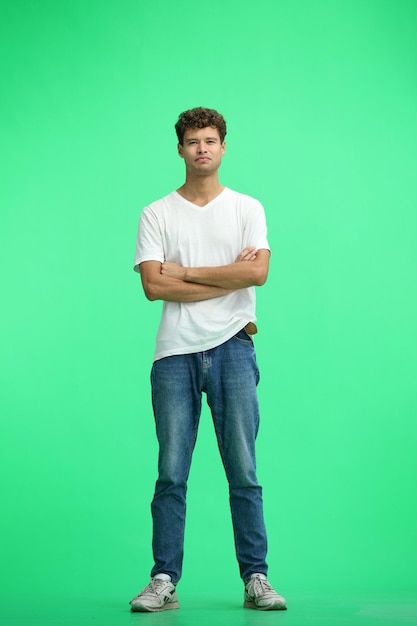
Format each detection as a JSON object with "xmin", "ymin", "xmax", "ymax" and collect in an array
[{"xmin": 149, "ymin": 330, "xmax": 268, "ymax": 584}]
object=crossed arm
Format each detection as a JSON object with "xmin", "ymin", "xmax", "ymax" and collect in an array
[{"xmin": 139, "ymin": 247, "xmax": 270, "ymax": 302}]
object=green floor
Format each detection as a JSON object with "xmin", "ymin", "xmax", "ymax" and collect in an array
[{"xmin": 2, "ymin": 592, "xmax": 417, "ymax": 626}]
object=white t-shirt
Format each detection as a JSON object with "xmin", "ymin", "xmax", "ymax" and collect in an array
[{"xmin": 134, "ymin": 187, "xmax": 270, "ymax": 361}]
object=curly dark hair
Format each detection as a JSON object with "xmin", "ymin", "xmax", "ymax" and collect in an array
[{"xmin": 175, "ymin": 107, "xmax": 227, "ymax": 145}]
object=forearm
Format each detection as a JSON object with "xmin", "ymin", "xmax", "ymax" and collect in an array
[
  {"xmin": 183, "ymin": 262, "xmax": 266, "ymax": 290},
  {"xmin": 142, "ymin": 273, "xmax": 232, "ymax": 302}
]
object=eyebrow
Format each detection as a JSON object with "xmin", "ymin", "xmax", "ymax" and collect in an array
[{"xmin": 186, "ymin": 136, "xmax": 219, "ymax": 141}]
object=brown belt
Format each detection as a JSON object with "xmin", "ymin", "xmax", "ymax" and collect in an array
[{"xmin": 243, "ymin": 322, "xmax": 258, "ymax": 335}]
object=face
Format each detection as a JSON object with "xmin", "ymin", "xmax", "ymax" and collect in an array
[{"xmin": 178, "ymin": 126, "xmax": 226, "ymax": 176}]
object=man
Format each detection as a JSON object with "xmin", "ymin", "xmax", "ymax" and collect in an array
[{"xmin": 130, "ymin": 107, "xmax": 286, "ymax": 612}]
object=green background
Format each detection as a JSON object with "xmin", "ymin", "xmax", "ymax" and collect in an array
[{"xmin": 1, "ymin": 0, "xmax": 417, "ymax": 624}]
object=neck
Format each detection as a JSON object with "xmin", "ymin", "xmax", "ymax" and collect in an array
[{"xmin": 177, "ymin": 174, "xmax": 224, "ymax": 207}]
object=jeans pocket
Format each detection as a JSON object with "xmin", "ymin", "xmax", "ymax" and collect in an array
[{"xmin": 233, "ymin": 329, "xmax": 254, "ymax": 344}]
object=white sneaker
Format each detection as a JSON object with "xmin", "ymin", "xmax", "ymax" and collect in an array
[
  {"xmin": 130, "ymin": 578, "xmax": 179, "ymax": 612},
  {"xmin": 244, "ymin": 574, "xmax": 287, "ymax": 610}
]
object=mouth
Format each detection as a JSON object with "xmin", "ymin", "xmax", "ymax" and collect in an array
[{"xmin": 195, "ymin": 156, "xmax": 210, "ymax": 162}]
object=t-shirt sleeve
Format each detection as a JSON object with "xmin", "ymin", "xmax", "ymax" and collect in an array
[
  {"xmin": 133, "ymin": 206, "xmax": 165, "ymax": 272},
  {"xmin": 243, "ymin": 198, "xmax": 270, "ymax": 253}
]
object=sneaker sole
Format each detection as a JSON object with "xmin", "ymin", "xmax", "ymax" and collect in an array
[
  {"xmin": 131, "ymin": 601, "xmax": 180, "ymax": 612},
  {"xmin": 244, "ymin": 600, "xmax": 287, "ymax": 611}
]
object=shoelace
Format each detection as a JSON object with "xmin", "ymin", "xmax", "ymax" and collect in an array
[
  {"xmin": 145, "ymin": 579, "xmax": 167, "ymax": 596},
  {"xmin": 250, "ymin": 576, "xmax": 273, "ymax": 597}
]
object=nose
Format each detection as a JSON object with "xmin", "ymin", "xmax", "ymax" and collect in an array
[{"xmin": 197, "ymin": 142, "xmax": 207, "ymax": 153}]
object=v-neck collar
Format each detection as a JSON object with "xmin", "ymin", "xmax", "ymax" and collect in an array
[{"xmin": 173, "ymin": 187, "xmax": 228, "ymax": 209}]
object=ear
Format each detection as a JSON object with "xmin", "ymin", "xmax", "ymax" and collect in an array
[
  {"xmin": 221, "ymin": 141, "xmax": 226, "ymax": 156},
  {"xmin": 177, "ymin": 143, "xmax": 184, "ymax": 158}
]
